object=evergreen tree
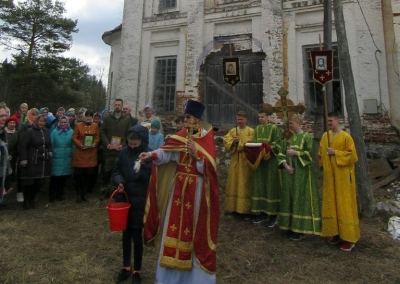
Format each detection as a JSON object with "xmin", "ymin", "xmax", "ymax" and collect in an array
[
  {"xmin": 0, "ymin": 0, "xmax": 78, "ymax": 68},
  {"xmin": 0, "ymin": 0, "xmax": 106, "ymax": 112}
]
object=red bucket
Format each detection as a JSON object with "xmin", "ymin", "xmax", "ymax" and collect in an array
[{"xmin": 106, "ymin": 190, "xmax": 131, "ymax": 232}]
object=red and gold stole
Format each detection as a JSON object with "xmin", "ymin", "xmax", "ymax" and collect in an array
[
  {"xmin": 160, "ymin": 156, "xmax": 201, "ymax": 270},
  {"xmin": 144, "ymin": 127, "xmax": 220, "ymax": 273}
]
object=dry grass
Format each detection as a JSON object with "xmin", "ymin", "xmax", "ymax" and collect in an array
[{"xmin": 1, "ymin": 170, "xmax": 400, "ymax": 284}]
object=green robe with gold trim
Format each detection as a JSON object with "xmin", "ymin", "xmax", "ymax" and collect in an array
[
  {"xmin": 251, "ymin": 123, "xmax": 282, "ymax": 214},
  {"xmin": 278, "ymin": 131, "xmax": 321, "ymax": 235}
]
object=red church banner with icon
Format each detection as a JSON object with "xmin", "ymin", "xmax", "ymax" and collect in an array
[{"xmin": 310, "ymin": 50, "xmax": 333, "ymax": 85}]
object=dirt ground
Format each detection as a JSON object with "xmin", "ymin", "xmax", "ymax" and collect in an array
[{"xmin": 1, "ymin": 167, "xmax": 400, "ymax": 284}]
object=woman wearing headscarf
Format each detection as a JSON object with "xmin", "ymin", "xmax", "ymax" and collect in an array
[
  {"xmin": 19, "ymin": 114, "xmax": 52, "ymax": 209},
  {"xmin": 49, "ymin": 116, "xmax": 74, "ymax": 202},
  {"xmin": 72, "ymin": 110, "xmax": 100, "ymax": 203},
  {"xmin": 138, "ymin": 105, "xmax": 163, "ymax": 133}
]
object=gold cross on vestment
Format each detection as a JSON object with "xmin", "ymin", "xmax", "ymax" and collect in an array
[{"xmin": 263, "ymin": 87, "xmax": 306, "ymax": 139}]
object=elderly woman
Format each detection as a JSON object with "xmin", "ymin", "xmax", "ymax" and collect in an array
[
  {"xmin": 138, "ymin": 105, "xmax": 163, "ymax": 133},
  {"xmin": 19, "ymin": 114, "xmax": 52, "ymax": 209},
  {"xmin": 49, "ymin": 116, "xmax": 74, "ymax": 202},
  {"xmin": 72, "ymin": 110, "xmax": 100, "ymax": 203},
  {"xmin": 16, "ymin": 108, "xmax": 39, "ymax": 203}
]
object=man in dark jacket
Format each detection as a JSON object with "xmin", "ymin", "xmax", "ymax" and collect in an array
[
  {"xmin": 113, "ymin": 125, "xmax": 152, "ymax": 284},
  {"xmin": 100, "ymin": 98, "xmax": 132, "ymax": 199},
  {"xmin": 123, "ymin": 104, "xmax": 138, "ymax": 127}
]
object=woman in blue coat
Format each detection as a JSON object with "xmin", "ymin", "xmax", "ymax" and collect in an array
[{"xmin": 49, "ymin": 116, "xmax": 74, "ymax": 202}]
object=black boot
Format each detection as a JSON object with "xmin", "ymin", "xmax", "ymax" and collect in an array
[
  {"xmin": 30, "ymin": 186, "xmax": 38, "ymax": 209},
  {"xmin": 81, "ymin": 194, "xmax": 90, "ymax": 202},
  {"xmin": 29, "ymin": 195, "xmax": 36, "ymax": 209},
  {"xmin": 49, "ymin": 187, "xmax": 56, "ymax": 203},
  {"xmin": 23, "ymin": 188, "xmax": 32, "ymax": 210},
  {"xmin": 56, "ymin": 186, "xmax": 65, "ymax": 201},
  {"xmin": 76, "ymin": 177, "xmax": 82, "ymax": 203},
  {"xmin": 81, "ymin": 183, "xmax": 89, "ymax": 203}
]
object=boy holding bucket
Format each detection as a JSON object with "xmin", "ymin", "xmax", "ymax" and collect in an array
[{"xmin": 113, "ymin": 125, "xmax": 153, "ymax": 283}]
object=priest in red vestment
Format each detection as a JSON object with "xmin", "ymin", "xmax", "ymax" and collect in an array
[{"xmin": 139, "ymin": 99, "xmax": 219, "ymax": 284}]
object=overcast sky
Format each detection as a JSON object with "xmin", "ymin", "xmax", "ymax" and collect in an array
[{"xmin": 0, "ymin": 0, "xmax": 124, "ymax": 82}]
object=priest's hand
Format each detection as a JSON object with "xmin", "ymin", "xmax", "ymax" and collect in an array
[{"xmin": 187, "ymin": 139, "xmax": 196, "ymax": 155}]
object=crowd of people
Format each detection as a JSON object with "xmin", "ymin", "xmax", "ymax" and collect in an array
[
  {"xmin": 223, "ymin": 109, "xmax": 360, "ymax": 254},
  {"xmin": 0, "ymin": 98, "xmax": 360, "ymax": 283},
  {"xmin": 0, "ymin": 99, "xmax": 198, "ymax": 284},
  {"xmin": 0, "ymin": 100, "xmax": 184, "ymax": 208}
]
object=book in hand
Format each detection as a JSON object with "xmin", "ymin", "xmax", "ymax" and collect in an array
[
  {"xmin": 83, "ymin": 134, "xmax": 94, "ymax": 148},
  {"xmin": 110, "ymin": 136, "xmax": 122, "ymax": 149}
]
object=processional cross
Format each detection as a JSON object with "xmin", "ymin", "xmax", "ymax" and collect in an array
[
  {"xmin": 263, "ymin": 87, "xmax": 306, "ymax": 140},
  {"xmin": 183, "ymin": 116, "xmax": 201, "ymax": 169}
]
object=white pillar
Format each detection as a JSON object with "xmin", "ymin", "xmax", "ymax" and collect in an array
[
  {"xmin": 184, "ymin": 0, "xmax": 205, "ymax": 95},
  {"xmin": 261, "ymin": 0, "xmax": 284, "ymax": 103},
  {"xmin": 116, "ymin": 1, "xmax": 145, "ymax": 107}
]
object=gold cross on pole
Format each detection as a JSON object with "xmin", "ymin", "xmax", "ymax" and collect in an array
[
  {"xmin": 183, "ymin": 116, "xmax": 201, "ymax": 169},
  {"xmin": 184, "ymin": 116, "xmax": 200, "ymax": 141},
  {"xmin": 263, "ymin": 87, "xmax": 306, "ymax": 139}
]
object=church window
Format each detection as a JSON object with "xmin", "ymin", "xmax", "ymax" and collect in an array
[
  {"xmin": 303, "ymin": 45, "xmax": 343, "ymax": 116},
  {"xmin": 159, "ymin": 0, "xmax": 177, "ymax": 11},
  {"xmin": 154, "ymin": 57, "xmax": 177, "ymax": 113}
]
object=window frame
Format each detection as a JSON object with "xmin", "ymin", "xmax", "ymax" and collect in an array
[
  {"xmin": 153, "ymin": 56, "xmax": 177, "ymax": 114},
  {"xmin": 157, "ymin": 0, "xmax": 178, "ymax": 13}
]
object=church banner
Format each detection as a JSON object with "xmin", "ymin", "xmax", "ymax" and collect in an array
[
  {"xmin": 223, "ymin": 57, "xmax": 240, "ymax": 86},
  {"xmin": 310, "ymin": 50, "xmax": 333, "ymax": 85}
]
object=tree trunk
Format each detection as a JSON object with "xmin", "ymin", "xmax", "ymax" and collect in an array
[{"xmin": 332, "ymin": 0, "xmax": 375, "ymax": 217}]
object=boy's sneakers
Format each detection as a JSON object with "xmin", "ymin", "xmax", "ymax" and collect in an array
[
  {"xmin": 340, "ymin": 242, "xmax": 355, "ymax": 252},
  {"xmin": 265, "ymin": 215, "xmax": 277, "ymax": 228},
  {"xmin": 289, "ymin": 233, "xmax": 305, "ymax": 241},
  {"xmin": 283, "ymin": 230, "xmax": 294, "ymax": 238},
  {"xmin": 116, "ymin": 268, "xmax": 132, "ymax": 283},
  {"xmin": 252, "ymin": 213, "xmax": 267, "ymax": 224},
  {"xmin": 132, "ymin": 272, "xmax": 142, "ymax": 284},
  {"xmin": 327, "ymin": 235, "xmax": 340, "ymax": 245}
]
